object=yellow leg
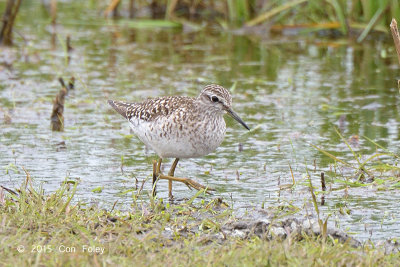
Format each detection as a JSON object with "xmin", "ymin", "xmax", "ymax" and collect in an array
[
  {"xmin": 167, "ymin": 158, "xmax": 179, "ymax": 199},
  {"xmin": 152, "ymin": 158, "xmax": 162, "ymax": 196},
  {"xmin": 152, "ymin": 157, "xmax": 213, "ymax": 195},
  {"xmin": 157, "ymin": 158, "xmax": 162, "ymax": 174}
]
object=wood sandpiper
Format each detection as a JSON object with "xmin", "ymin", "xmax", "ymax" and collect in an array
[{"xmin": 108, "ymin": 84, "xmax": 249, "ymax": 198}]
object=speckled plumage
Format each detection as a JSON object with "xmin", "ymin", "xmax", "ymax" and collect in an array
[{"xmin": 108, "ymin": 84, "xmax": 248, "ymax": 159}]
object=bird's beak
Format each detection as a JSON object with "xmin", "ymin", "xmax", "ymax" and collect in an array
[{"xmin": 226, "ymin": 107, "xmax": 250, "ymax": 130}]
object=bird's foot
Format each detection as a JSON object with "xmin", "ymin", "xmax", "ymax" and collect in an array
[{"xmin": 158, "ymin": 174, "xmax": 214, "ymax": 194}]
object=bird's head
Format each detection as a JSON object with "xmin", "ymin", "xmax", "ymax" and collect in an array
[{"xmin": 198, "ymin": 84, "xmax": 249, "ymax": 130}]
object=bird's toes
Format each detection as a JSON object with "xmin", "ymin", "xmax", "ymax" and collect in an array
[{"xmin": 186, "ymin": 179, "xmax": 214, "ymax": 193}]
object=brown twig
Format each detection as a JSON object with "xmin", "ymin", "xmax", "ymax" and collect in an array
[
  {"xmin": 111, "ymin": 200, "xmax": 118, "ymax": 212},
  {"xmin": 0, "ymin": 0, "xmax": 23, "ymax": 46},
  {"xmin": 50, "ymin": 0, "xmax": 57, "ymax": 25},
  {"xmin": 50, "ymin": 77, "xmax": 74, "ymax": 131},
  {"xmin": 22, "ymin": 166, "xmax": 32, "ymax": 190},
  {"xmin": 66, "ymin": 35, "xmax": 73, "ymax": 52},
  {"xmin": 390, "ymin": 19, "xmax": 400, "ymax": 65},
  {"xmin": 321, "ymin": 172, "xmax": 326, "ymax": 191},
  {"xmin": 104, "ymin": 0, "xmax": 121, "ymax": 18},
  {"xmin": 390, "ymin": 19, "xmax": 400, "ymax": 90},
  {"xmin": 321, "ymin": 172, "xmax": 326, "ymax": 206},
  {"xmin": 0, "ymin": 185, "xmax": 18, "ymax": 196}
]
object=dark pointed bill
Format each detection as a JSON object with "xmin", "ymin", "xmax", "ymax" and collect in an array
[{"xmin": 226, "ymin": 108, "xmax": 250, "ymax": 130}]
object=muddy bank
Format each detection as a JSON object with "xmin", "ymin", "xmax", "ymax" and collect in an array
[{"xmin": 117, "ymin": 199, "xmax": 400, "ymax": 255}]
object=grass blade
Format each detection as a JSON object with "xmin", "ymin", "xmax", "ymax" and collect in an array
[
  {"xmin": 357, "ymin": 1, "xmax": 389, "ymax": 42},
  {"xmin": 59, "ymin": 182, "xmax": 78, "ymax": 214},
  {"xmin": 327, "ymin": 0, "xmax": 347, "ymax": 34},
  {"xmin": 246, "ymin": 0, "xmax": 307, "ymax": 27},
  {"xmin": 363, "ymin": 135, "xmax": 400, "ymax": 159},
  {"xmin": 310, "ymin": 144, "xmax": 352, "ymax": 167},
  {"xmin": 186, "ymin": 189, "xmax": 205, "ymax": 206},
  {"xmin": 334, "ymin": 127, "xmax": 361, "ymax": 166},
  {"xmin": 166, "ymin": 0, "xmax": 179, "ymax": 19},
  {"xmin": 358, "ymin": 153, "xmax": 388, "ymax": 169}
]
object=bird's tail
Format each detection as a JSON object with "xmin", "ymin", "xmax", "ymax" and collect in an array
[{"xmin": 107, "ymin": 100, "xmax": 131, "ymax": 119}]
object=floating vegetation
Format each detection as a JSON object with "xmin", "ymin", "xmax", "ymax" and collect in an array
[{"xmin": 312, "ymin": 128, "xmax": 400, "ymax": 188}]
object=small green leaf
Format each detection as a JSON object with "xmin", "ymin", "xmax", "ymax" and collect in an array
[
  {"xmin": 116, "ymin": 19, "xmax": 182, "ymax": 29},
  {"xmin": 92, "ymin": 187, "xmax": 103, "ymax": 193}
]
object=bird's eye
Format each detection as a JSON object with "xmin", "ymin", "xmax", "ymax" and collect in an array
[{"xmin": 211, "ymin": 96, "xmax": 219, "ymax": 102}]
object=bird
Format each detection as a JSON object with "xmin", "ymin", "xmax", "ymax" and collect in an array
[{"xmin": 108, "ymin": 84, "xmax": 249, "ymax": 199}]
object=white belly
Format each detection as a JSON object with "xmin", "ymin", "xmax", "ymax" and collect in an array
[{"xmin": 129, "ymin": 115, "xmax": 226, "ymax": 159}]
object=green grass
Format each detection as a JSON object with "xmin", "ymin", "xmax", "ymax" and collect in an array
[
  {"xmin": 96, "ymin": 0, "xmax": 400, "ymax": 39},
  {"xmin": 0, "ymin": 179, "xmax": 399, "ymax": 266},
  {"xmin": 6, "ymin": 0, "xmax": 396, "ymax": 43}
]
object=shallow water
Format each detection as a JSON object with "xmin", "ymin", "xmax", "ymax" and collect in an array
[{"xmin": 1, "ymin": 2, "xmax": 400, "ymax": 241}]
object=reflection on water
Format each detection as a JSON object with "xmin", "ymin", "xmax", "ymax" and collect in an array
[{"xmin": 1, "ymin": 2, "xmax": 400, "ymax": 241}]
